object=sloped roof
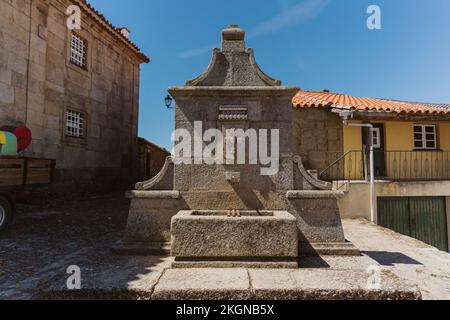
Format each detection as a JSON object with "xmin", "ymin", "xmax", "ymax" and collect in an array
[
  {"xmin": 138, "ymin": 137, "xmax": 171, "ymax": 155},
  {"xmin": 77, "ymin": 0, "xmax": 149, "ymax": 63},
  {"xmin": 293, "ymin": 90, "xmax": 450, "ymax": 115}
]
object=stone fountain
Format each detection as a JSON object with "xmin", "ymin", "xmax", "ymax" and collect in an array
[{"xmin": 114, "ymin": 25, "xmax": 360, "ymax": 268}]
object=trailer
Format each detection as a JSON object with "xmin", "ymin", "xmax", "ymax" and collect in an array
[{"xmin": 0, "ymin": 158, "xmax": 55, "ymax": 233}]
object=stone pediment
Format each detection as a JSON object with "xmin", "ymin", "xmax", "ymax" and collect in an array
[{"xmin": 186, "ymin": 25, "xmax": 281, "ymax": 87}]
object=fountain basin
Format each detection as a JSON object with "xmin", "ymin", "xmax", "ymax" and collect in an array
[{"xmin": 171, "ymin": 210, "xmax": 298, "ymax": 268}]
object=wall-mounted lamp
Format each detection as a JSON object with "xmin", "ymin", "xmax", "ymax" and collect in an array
[{"xmin": 165, "ymin": 94, "xmax": 173, "ymax": 109}]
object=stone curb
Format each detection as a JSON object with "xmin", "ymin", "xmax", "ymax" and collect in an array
[
  {"xmin": 41, "ymin": 267, "xmax": 422, "ymax": 301},
  {"xmin": 41, "ymin": 288, "xmax": 422, "ymax": 301}
]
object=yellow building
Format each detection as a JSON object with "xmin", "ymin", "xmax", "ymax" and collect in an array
[
  {"xmin": 294, "ymin": 90, "xmax": 450, "ymax": 182},
  {"xmin": 293, "ymin": 90, "xmax": 450, "ymax": 252},
  {"xmin": 343, "ymin": 120, "xmax": 450, "ymax": 181}
]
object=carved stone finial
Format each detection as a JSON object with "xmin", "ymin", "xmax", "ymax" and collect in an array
[
  {"xmin": 185, "ymin": 24, "xmax": 283, "ymax": 86},
  {"xmin": 222, "ymin": 24, "xmax": 245, "ymax": 52}
]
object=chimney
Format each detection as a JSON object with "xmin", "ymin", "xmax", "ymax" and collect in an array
[
  {"xmin": 119, "ymin": 27, "xmax": 130, "ymax": 39},
  {"xmin": 222, "ymin": 24, "xmax": 245, "ymax": 53}
]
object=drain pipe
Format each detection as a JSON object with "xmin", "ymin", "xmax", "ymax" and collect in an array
[
  {"xmin": 333, "ymin": 109, "xmax": 376, "ymax": 224},
  {"xmin": 345, "ymin": 122, "xmax": 375, "ymax": 224}
]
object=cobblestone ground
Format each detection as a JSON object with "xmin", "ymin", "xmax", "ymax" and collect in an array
[
  {"xmin": 1, "ymin": 197, "xmax": 447, "ymax": 300},
  {"xmin": 0, "ymin": 195, "xmax": 142, "ymax": 299}
]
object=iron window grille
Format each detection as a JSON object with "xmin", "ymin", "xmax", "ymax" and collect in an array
[
  {"xmin": 65, "ymin": 109, "xmax": 85, "ymax": 138},
  {"xmin": 70, "ymin": 33, "xmax": 88, "ymax": 69}
]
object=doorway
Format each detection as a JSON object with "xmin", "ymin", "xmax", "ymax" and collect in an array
[{"xmin": 363, "ymin": 123, "xmax": 386, "ymax": 178}]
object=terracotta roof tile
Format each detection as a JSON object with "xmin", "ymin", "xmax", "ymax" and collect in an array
[{"xmin": 292, "ymin": 90, "xmax": 450, "ymax": 115}]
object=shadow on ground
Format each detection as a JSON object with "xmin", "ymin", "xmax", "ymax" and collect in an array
[
  {"xmin": 363, "ymin": 251, "xmax": 423, "ymax": 266},
  {"xmin": 0, "ymin": 194, "xmax": 167, "ymax": 300}
]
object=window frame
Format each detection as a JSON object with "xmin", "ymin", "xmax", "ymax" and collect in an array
[
  {"xmin": 69, "ymin": 33, "xmax": 88, "ymax": 70},
  {"xmin": 414, "ymin": 124, "xmax": 438, "ymax": 150},
  {"xmin": 372, "ymin": 127, "xmax": 381, "ymax": 149},
  {"xmin": 65, "ymin": 109, "xmax": 86, "ymax": 139}
]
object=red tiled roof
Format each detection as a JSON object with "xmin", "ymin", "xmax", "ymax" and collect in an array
[
  {"xmin": 293, "ymin": 90, "xmax": 450, "ymax": 115},
  {"xmin": 77, "ymin": 0, "xmax": 149, "ymax": 63}
]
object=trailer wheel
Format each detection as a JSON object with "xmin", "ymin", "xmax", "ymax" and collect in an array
[{"xmin": 0, "ymin": 196, "xmax": 13, "ymax": 233}]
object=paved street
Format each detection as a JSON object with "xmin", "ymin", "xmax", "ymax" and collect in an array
[
  {"xmin": 0, "ymin": 195, "xmax": 152, "ymax": 299},
  {"xmin": 0, "ymin": 197, "xmax": 447, "ymax": 300},
  {"xmin": 343, "ymin": 219, "xmax": 450, "ymax": 300}
]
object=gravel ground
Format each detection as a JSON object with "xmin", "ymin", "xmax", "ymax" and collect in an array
[{"xmin": 343, "ymin": 219, "xmax": 450, "ymax": 300}]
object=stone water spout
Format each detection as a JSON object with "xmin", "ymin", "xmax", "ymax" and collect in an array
[{"xmin": 225, "ymin": 172, "xmax": 241, "ymax": 184}]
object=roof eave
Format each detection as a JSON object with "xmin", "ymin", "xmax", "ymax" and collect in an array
[
  {"xmin": 353, "ymin": 110, "xmax": 450, "ymax": 121},
  {"xmin": 76, "ymin": 0, "xmax": 150, "ymax": 64}
]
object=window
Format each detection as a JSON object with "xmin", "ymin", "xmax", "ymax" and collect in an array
[
  {"xmin": 372, "ymin": 128, "xmax": 381, "ymax": 149},
  {"xmin": 70, "ymin": 33, "xmax": 87, "ymax": 69},
  {"xmin": 414, "ymin": 124, "xmax": 437, "ymax": 150},
  {"xmin": 65, "ymin": 109, "xmax": 85, "ymax": 138}
]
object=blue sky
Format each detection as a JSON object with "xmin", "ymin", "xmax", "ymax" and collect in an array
[{"xmin": 88, "ymin": 0, "xmax": 450, "ymax": 149}]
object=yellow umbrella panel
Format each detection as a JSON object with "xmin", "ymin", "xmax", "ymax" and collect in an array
[{"xmin": 0, "ymin": 131, "xmax": 6, "ymax": 145}]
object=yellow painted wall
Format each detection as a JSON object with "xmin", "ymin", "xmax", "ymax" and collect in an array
[
  {"xmin": 342, "ymin": 124, "xmax": 364, "ymax": 180},
  {"xmin": 343, "ymin": 124, "xmax": 362, "ymax": 153},
  {"xmin": 343, "ymin": 120, "xmax": 450, "ymax": 153},
  {"xmin": 384, "ymin": 121, "xmax": 415, "ymax": 151},
  {"xmin": 439, "ymin": 122, "xmax": 450, "ymax": 151},
  {"xmin": 341, "ymin": 120, "xmax": 450, "ymax": 180}
]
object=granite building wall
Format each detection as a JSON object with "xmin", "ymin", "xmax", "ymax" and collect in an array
[
  {"xmin": 137, "ymin": 138, "xmax": 171, "ymax": 181},
  {"xmin": 292, "ymin": 108, "xmax": 344, "ymax": 172},
  {"xmin": 0, "ymin": 0, "xmax": 148, "ymax": 192}
]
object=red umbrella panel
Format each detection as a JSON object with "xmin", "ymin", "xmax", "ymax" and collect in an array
[{"xmin": 0, "ymin": 125, "xmax": 32, "ymax": 151}]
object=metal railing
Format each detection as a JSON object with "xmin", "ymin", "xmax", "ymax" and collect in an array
[{"xmin": 319, "ymin": 150, "xmax": 450, "ymax": 182}]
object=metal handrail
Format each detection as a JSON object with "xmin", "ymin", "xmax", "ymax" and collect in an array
[
  {"xmin": 319, "ymin": 150, "xmax": 354, "ymax": 178},
  {"xmin": 319, "ymin": 150, "xmax": 450, "ymax": 182}
]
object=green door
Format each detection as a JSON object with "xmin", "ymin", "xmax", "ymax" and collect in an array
[
  {"xmin": 410, "ymin": 197, "xmax": 449, "ymax": 252},
  {"xmin": 378, "ymin": 197, "xmax": 449, "ymax": 252},
  {"xmin": 378, "ymin": 197, "xmax": 411, "ymax": 237}
]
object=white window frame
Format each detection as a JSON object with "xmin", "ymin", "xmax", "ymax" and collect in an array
[
  {"xmin": 65, "ymin": 109, "xmax": 85, "ymax": 139},
  {"xmin": 70, "ymin": 33, "xmax": 87, "ymax": 69},
  {"xmin": 372, "ymin": 128, "xmax": 381, "ymax": 149},
  {"xmin": 414, "ymin": 124, "xmax": 437, "ymax": 150}
]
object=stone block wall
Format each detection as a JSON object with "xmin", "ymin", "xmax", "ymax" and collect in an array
[
  {"xmin": 137, "ymin": 138, "xmax": 171, "ymax": 181},
  {"xmin": 0, "ymin": 0, "xmax": 30, "ymax": 124},
  {"xmin": 0, "ymin": 0, "xmax": 147, "ymax": 192},
  {"xmin": 292, "ymin": 108, "xmax": 344, "ymax": 172}
]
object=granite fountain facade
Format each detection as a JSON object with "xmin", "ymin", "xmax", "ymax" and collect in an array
[{"xmin": 114, "ymin": 25, "xmax": 360, "ymax": 268}]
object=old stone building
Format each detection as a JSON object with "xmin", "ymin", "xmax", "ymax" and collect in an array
[
  {"xmin": 137, "ymin": 137, "xmax": 170, "ymax": 181},
  {"xmin": 0, "ymin": 0, "xmax": 150, "ymax": 191},
  {"xmin": 292, "ymin": 102, "xmax": 343, "ymax": 172}
]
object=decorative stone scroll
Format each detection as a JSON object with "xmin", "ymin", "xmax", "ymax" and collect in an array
[
  {"xmin": 135, "ymin": 156, "xmax": 174, "ymax": 191},
  {"xmin": 293, "ymin": 155, "xmax": 332, "ymax": 190}
]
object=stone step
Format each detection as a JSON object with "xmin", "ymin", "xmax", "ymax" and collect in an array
[
  {"xmin": 300, "ymin": 242, "xmax": 361, "ymax": 257},
  {"xmin": 42, "ymin": 266, "xmax": 421, "ymax": 300},
  {"xmin": 112, "ymin": 241, "xmax": 171, "ymax": 256},
  {"xmin": 172, "ymin": 258, "xmax": 299, "ymax": 269}
]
